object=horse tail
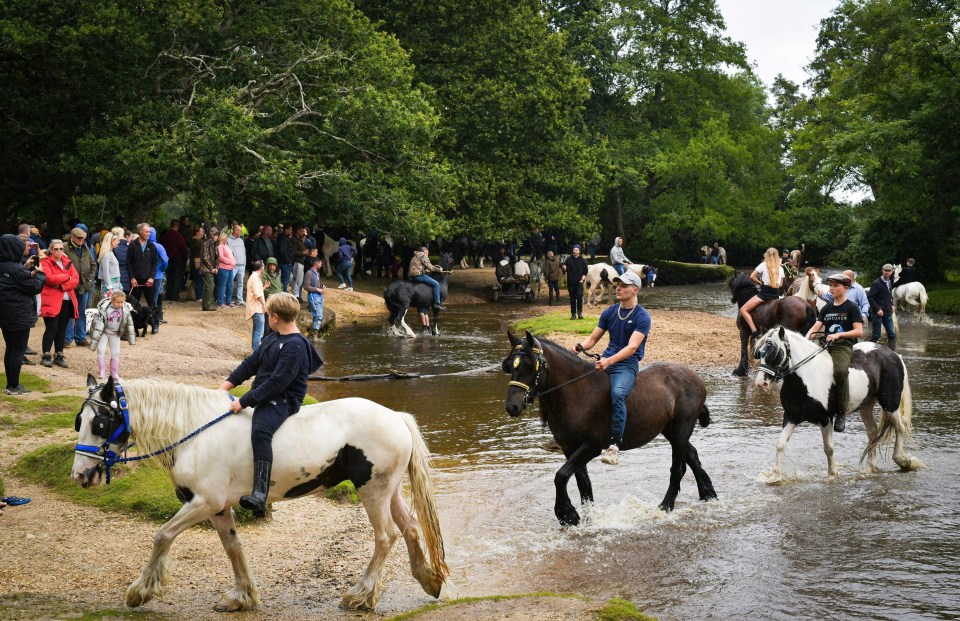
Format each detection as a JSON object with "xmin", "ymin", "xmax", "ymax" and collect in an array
[
  {"xmin": 862, "ymin": 355, "xmax": 914, "ymax": 461},
  {"xmin": 918, "ymin": 285, "xmax": 928, "ymax": 314},
  {"xmin": 698, "ymin": 404, "xmax": 710, "ymax": 428},
  {"xmin": 400, "ymin": 412, "xmax": 449, "ymax": 582}
]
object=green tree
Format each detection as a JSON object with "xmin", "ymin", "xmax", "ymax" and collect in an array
[
  {"xmin": 1, "ymin": 0, "xmax": 455, "ymax": 239},
  {"xmin": 794, "ymin": 0, "xmax": 960, "ymax": 278},
  {"xmin": 549, "ymin": 0, "xmax": 788, "ymax": 263},
  {"xmin": 357, "ymin": 0, "xmax": 605, "ymax": 241}
]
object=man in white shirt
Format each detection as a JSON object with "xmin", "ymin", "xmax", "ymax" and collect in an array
[{"xmin": 513, "ymin": 256, "xmax": 530, "ymax": 282}]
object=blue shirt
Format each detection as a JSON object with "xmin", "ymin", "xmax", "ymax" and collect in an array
[
  {"xmin": 820, "ymin": 282, "xmax": 869, "ymax": 319},
  {"xmin": 598, "ymin": 303, "xmax": 651, "ymax": 365}
]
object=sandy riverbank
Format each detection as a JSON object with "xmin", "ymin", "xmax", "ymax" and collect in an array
[{"xmin": 0, "ymin": 271, "xmax": 739, "ymax": 620}]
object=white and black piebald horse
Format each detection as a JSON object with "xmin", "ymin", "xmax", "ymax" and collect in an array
[
  {"xmin": 71, "ymin": 376, "xmax": 455, "ymax": 612},
  {"xmin": 754, "ymin": 327, "xmax": 922, "ymax": 479}
]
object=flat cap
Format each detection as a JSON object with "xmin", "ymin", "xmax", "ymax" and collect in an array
[
  {"xmin": 70, "ymin": 227, "xmax": 87, "ymax": 238},
  {"xmin": 882, "ymin": 263, "xmax": 894, "ymax": 271},
  {"xmin": 825, "ymin": 273, "xmax": 851, "ymax": 286}
]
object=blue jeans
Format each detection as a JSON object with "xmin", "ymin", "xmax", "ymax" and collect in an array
[
  {"xmin": 413, "ymin": 274, "xmax": 441, "ymax": 305},
  {"xmin": 870, "ymin": 311, "xmax": 896, "ymax": 342},
  {"xmin": 336, "ymin": 259, "xmax": 353, "ymax": 288},
  {"xmin": 308, "ymin": 292, "xmax": 324, "ymax": 330},
  {"xmin": 251, "ymin": 312, "xmax": 264, "ymax": 351},
  {"xmin": 606, "ymin": 360, "xmax": 638, "ymax": 446},
  {"xmin": 613, "ymin": 263, "xmax": 626, "ymax": 276},
  {"xmin": 233, "ymin": 265, "xmax": 245, "ymax": 303},
  {"xmin": 216, "ymin": 268, "xmax": 234, "ymax": 306},
  {"xmin": 279, "ymin": 263, "xmax": 293, "ymax": 293},
  {"xmin": 65, "ymin": 290, "xmax": 90, "ymax": 343}
]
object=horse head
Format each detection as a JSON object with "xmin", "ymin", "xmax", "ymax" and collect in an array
[
  {"xmin": 72, "ymin": 374, "xmax": 131, "ymax": 488},
  {"xmin": 892, "ymin": 264, "xmax": 902, "ymax": 283},
  {"xmin": 728, "ymin": 272, "xmax": 758, "ymax": 306},
  {"xmin": 753, "ymin": 327, "xmax": 789, "ymax": 389},
  {"xmin": 439, "ymin": 252, "xmax": 454, "ymax": 271},
  {"xmin": 502, "ymin": 331, "xmax": 547, "ymax": 417}
]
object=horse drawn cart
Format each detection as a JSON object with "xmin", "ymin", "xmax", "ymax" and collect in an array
[{"xmin": 493, "ymin": 261, "xmax": 542, "ymax": 303}]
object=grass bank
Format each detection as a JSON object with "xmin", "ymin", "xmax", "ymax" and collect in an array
[
  {"xmin": 512, "ymin": 312, "xmax": 599, "ymax": 337},
  {"xmin": 926, "ymin": 281, "xmax": 960, "ymax": 314},
  {"xmin": 652, "ymin": 260, "xmax": 734, "ymax": 285},
  {"xmin": 385, "ymin": 593, "xmax": 658, "ymax": 621}
]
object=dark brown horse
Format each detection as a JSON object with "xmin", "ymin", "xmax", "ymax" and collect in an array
[
  {"xmin": 502, "ymin": 332, "xmax": 717, "ymax": 526},
  {"xmin": 729, "ymin": 272, "xmax": 816, "ymax": 377}
]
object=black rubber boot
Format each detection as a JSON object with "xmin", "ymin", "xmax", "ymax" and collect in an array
[
  {"xmin": 240, "ymin": 460, "xmax": 272, "ymax": 518},
  {"xmin": 833, "ymin": 412, "xmax": 846, "ymax": 433}
]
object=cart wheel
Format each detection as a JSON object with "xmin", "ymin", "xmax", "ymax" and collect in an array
[
  {"xmin": 525, "ymin": 291, "xmax": 534, "ymax": 303},
  {"xmin": 493, "ymin": 288, "xmax": 501, "ymax": 302}
]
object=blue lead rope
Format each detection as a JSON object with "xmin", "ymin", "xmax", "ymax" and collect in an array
[{"xmin": 76, "ymin": 388, "xmax": 237, "ymax": 484}]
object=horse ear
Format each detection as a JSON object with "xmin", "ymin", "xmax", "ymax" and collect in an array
[
  {"xmin": 86, "ymin": 373, "xmax": 98, "ymax": 389},
  {"xmin": 778, "ymin": 326, "xmax": 785, "ymax": 339},
  {"xmin": 525, "ymin": 331, "xmax": 536, "ymax": 346},
  {"xmin": 100, "ymin": 376, "xmax": 115, "ymax": 401},
  {"xmin": 508, "ymin": 331, "xmax": 521, "ymax": 347}
]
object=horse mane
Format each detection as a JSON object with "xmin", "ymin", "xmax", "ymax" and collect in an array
[
  {"xmin": 537, "ymin": 336, "xmax": 593, "ymax": 370},
  {"xmin": 121, "ymin": 379, "xmax": 234, "ymax": 468},
  {"xmin": 728, "ymin": 272, "xmax": 757, "ymax": 307}
]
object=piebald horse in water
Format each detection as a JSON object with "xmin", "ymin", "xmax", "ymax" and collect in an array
[
  {"xmin": 71, "ymin": 376, "xmax": 454, "ymax": 612},
  {"xmin": 502, "ymin": 332, "xmax": 717, "ymax": 525},
  {"xmin": 753, "ymin": 327, "xmax": 922, "ymax": 480}
]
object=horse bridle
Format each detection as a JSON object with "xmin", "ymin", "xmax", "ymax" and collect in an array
[
  {"xmin": 755, "ymin": 331, "xmax": 829, "ymax": 382},
  {"xmin": 503, "ymin": 339, "xmax": 600, "ymax": 408},
  {"xmin": 503, "ymin": 341, "xmax": 549, "ymax": 407},
  {"xmin": 74, "ymin": 381, "xmax": 132, "ymax": 474}
]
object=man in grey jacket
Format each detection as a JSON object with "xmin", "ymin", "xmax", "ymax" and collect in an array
[
  {"xmin": 228, "ymin": 225, "xmax": 247, "ymax": 305},
  {"xmin": 609, "ymin": 236, "xmax": 633, "ymax": 276}
]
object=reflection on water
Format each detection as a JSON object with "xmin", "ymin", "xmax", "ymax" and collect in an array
[{"xmin": 308, "ymin": 285, "xmax": 960, "ymax": 620}]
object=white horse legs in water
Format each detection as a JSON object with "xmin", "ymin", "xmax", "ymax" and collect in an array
[{"xmin": 72, "ymin": 377, "xmax": 455, "ymax": 611}]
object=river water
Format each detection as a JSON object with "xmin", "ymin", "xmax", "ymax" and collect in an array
[{"xmin": 308, "ymin": 283, "xmax": 960, "ymax": 620}]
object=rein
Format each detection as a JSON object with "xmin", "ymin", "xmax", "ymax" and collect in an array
[
  {"xmin": 758, "ymin": 332, "xmax": 830, "ymax": 382},
  {"xmin": 75, "ymin": 382, "xmax": 236, "ymax": 484}
]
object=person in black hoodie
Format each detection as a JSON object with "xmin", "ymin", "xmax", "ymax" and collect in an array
[
  {"xmin": 126, "ymin": 223, "xmax": 159, "ymax": 307},
  {"xmin": 276, "ymin": 224, "xmax": 295, "ymax": 294},
  {"xmin": 0, "ymin": 234, "xmax": 46, "ymax": 395},
  {"xmin": 218, "ymin": 292, "xmax": 323, "ymax": 517}
]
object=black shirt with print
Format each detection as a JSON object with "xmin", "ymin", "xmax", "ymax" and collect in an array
[{"xmin": 818, "ymin": 299, "xmax": 863, "ymax": 346}]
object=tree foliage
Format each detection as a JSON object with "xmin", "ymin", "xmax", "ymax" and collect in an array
[{"xmin": 792, "ymin": 0, "xmax": 960, "ymax": 278}]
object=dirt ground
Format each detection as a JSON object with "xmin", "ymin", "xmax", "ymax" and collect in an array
[{"xmin": 0, "ymin": 268, "xmax": 737, "ymax": 620}]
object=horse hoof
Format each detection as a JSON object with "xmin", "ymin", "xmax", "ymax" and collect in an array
[
  {"xmin": 213, "ymin": 600, "xmax": 244, "ymax": 613},
  {"xmin": 657, "ymin": 502, "xmax": 674, "ymax": 513},
  {"xmin": 731, "ymin": 368, "xmax": 747, "ymax": 377},
  {"xmin": 556, "ymin": 508, "xmax": 581, "ymax": 526}
]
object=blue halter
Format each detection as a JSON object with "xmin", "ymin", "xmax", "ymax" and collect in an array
[{"xmin": 75, "ymin": 381, "xmax": 235, "ymax": 484}]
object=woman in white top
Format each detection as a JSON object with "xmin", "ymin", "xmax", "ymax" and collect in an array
[
  {"xmin": 98, "ymin": 227, "xmax": 124, "ymax": 298},
  {"xmin": 739, "ymin": 247, "xmax": 785, "ymax": 337}
]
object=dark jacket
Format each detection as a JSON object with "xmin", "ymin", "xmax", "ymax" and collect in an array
[
  {"xmin": 867, "ymin": 277, "xmax": 894, "ymax": 315},
  {"xmin": 63, "ymin": 240, "xmax": 96, "ymax": 295},
  {"xmin": 114, "ymin": 240, "xmax": 130, "ymax": 292},
  {"xmin": 543, "ymin": 255, "xmax": 562, "ymax": 281},
  {"xmin": 227, "ymin": 331, "xmax": 324, "ymax": 413},
  {"xmin": 0, "ymin": 234, "xmax": 46, "ymax": 330},
  {"xmin": 252, "ymin": 236, "xmax": 275, "ymax": 263},
  {"xmin": 894, "ymin": 266, "xmax": 917, "ymax": 288},
  {"xmin": 276, "ymin": 233, "xmax": 295, "ymax": 265},
  {"xmin": 127, "ymin": 237, "xmax": 159, "ymax": 282},
  {"xmin": 160, "ymin": 227, "xmax": 188, "ymax": 262},
  {"xmin": 562, "ymin": 255, "xmax": 589, "ymax": 285}
]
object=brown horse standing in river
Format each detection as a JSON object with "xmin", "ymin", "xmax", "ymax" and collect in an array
[
  {"xmin": 502, "ymin": 332, "xmax": 717, "ymax": 525},
  {"xmin": 729, "ymin": 273, "xmax": 816, "ymax": 377}
]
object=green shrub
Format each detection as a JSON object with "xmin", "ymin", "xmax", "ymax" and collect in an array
[
  {"xmin": 595, "ymin": 598, "xmax": 659, "ymax": 621},
  {"xmin": 653, "ymin": 260, "xmax": 734, "ymax": 285},
  {"xmin": 926, "ymin": 282, "xmax": 960, "ymax": 315}
]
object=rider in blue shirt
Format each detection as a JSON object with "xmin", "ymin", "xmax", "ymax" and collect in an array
[{"xmin": 573, "ymin": 270, "xmax": 651, "ymax": 465}]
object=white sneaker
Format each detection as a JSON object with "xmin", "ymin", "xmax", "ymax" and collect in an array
[
  {"xmin": 337, "ymin": 283, "xmax": 347, "ymax": 289},
  {"xmin": 600, "ymin": 445, "xmax": 620, "ymax": 465},
  {"xmin": 346, "ymin": 287, "xmax": 353, "ymax": 291}
]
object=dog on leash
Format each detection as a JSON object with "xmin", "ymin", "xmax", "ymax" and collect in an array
[{"xmin": 127, "ymin": 297, "xmax": 156, "ymax": 338}]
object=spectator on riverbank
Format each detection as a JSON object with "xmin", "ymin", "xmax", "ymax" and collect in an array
[
  {"xmin": 39, "ymin": 239, "xmax": 79, "ymax": 369},
  {"xmin": 160, "ymin": 219, "xmax": 188, "ymax": 303},
  {"xmin": 228, "ymin": 225, "xmax": 247, "ymax": 306},
  {"xmin": 0, "ymin": 234, "xmax": 46, "ymax": 395}
]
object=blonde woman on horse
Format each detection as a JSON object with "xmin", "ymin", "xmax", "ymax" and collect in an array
[{"xmin": 740, "ymin": 247, "xmax": 784, "ymax": 339}]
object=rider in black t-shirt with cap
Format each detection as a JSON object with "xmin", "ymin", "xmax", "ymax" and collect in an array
[{"xmin": 805, "ymin": 272, "xmax": 863, "ymax": 432}]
